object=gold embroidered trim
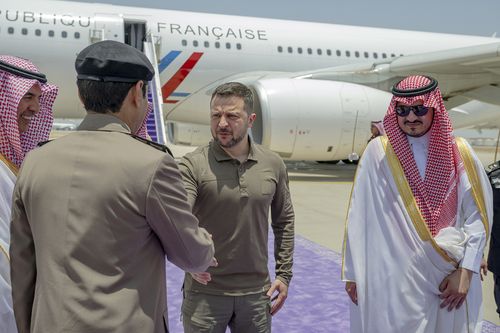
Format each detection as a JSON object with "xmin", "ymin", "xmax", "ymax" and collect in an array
[
  {"xmin": 341, "ymin": 142, "xmax": 365, "ymax": 280},
  {"xmin": 0, "ymin": 153, "xmax": 18, "ymax": 175},
  {"xmin": 0, "ymin": 244, "xmax": 9, "ymax": 262},
  {"xmin": 455, "ymin": 137, "xmax": 489, "ymax": 241},
  {"xmin": 0, "ymin": 155, "xmax": 15, "ymax": 262},
  {"xmin": 380, "ymin": 136, "xmax": 456, "ymax": 265}
]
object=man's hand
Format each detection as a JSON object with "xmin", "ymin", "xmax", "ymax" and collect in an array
[
  {"xmin": 439, "ymin": 268, "xmax": 473, "ymax": 311},
  {"xmin": 266, "ymin": 279, "xmax": 288, "ymax": 315},
  {"xmin": 189, "ymin": 257, "xmax": 218, "ymax": 285},
  {"xmin": 480, "ymin": 258, "xmax": 488, "ymax": 281},
  {"xmin": 345, "ymin": 282, "xmax": 357, "ymax": 305}
]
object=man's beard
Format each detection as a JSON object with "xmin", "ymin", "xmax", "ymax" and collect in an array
[
  {"xmin": 404, "ymin": 120, "xmax": 430, "ymax": 137},
  {"xmin": 215, "ymin": 130, "xmax": 246, "ymax": 148}
]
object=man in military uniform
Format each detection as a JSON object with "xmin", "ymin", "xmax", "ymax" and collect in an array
[
  {"xmin": 487, "ymin": 161, "xmax": 500, "ymax": 318},
  {"xmin": 10, "ymin": 40, "xmax": 215, "ymax": 333}
]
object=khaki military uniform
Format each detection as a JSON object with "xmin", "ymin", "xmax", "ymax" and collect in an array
[{"xmin": 10, "ymin": 114, "xmax": 214, "ymax": 333}]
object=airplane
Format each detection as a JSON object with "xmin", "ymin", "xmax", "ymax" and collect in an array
[{"xmin": 1, "ymin": 0, "xmax": 500, "ymax": 162}]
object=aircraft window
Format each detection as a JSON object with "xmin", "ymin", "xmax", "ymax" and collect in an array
[
  {"xmin": 277, "ymin": 46, "xmax": 283, "ymax": 52},
  {"xmin": 215, "ymin": 41, "xmax": 220, "ymax": 48},
  {"xmin": 236, "ymin": 43, "xmax": 242, "ymax": 50},
  {"xmin": 382, "ymin": 53, "xmax": 387, "ymax": 59},
  {"xmin": 326, "ymin": 49, "xmax": 332, "ymax": 56},
  {"xmin": 287, "ymin": 46, "xmax": 293, "ymax": 53},
  {"xmin": 8, "ymin": 27, "xmax": 14, "ymax": 34},
  {"xmin": 364, "ymin": 51, "xmax": 369, "ymax": 58},
  {"xmin": 193, "ymin": 40, "xmax": 199, "ymax": 47},
  {"xmin": 400, "ymin": 54, "xmax": 404, "ymax": 56},
  {"xmin": 204, "ymin": 41, "xmax": 210, "ymax": 48},
  {"xmin": 336, "ymin": 50, "xmax": 341, "ymax": 56},
  {"xmin": 35, "ymin": 29, "xmax": 41, "ymax": 37},
  {"xmin": 48, "ymin": 30, "xmax": 55, "ymax": 37},
  {"xmin": 22, "ymin": 28, "xmax": 28, "ymax": 35},
  {"xmin": 373, "ymin": 52, "xmax": 378, "ymax": 59},
  {"xmin": 345, "ymin": 50, "xmax": 351, "ymax": 57},
  {"xmin": 181, "ymin": 39, "xmax": 187, "ymax": 46},
  {"xmin": 391, "ymin": 53, "xmax": 396, "ymax": 57},
  {"xmin": 298, "ymin": 47, "xmax": 303, "ymax": 54},
  {"xmin": 317, "ymin": 49, "xmax": 322, "ymax": 55},
  {"xmin": 62, "ymin": 31, "xmax": 68, "ymax": 38},
  {"xmin": 74, "ymin": 32, "xmax": 80, "ymax": 39},
  {"xmin": 307, "ymin": 48, "xmax": 312, "ymax": 55},
  {"xmin": 226, "ymin": 42, "xmax": 231, "ymax": 49},
  {"xmin": 355, "ymin": 51, "xmax": 360, "ymax": 58}
]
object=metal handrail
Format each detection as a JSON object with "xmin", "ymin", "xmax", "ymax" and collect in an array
[{"xmin": 143, "ymin": 34, "xmax": 167, "ymax": 145}]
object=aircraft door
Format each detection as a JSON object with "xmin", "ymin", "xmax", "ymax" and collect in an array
[
  {"xmin": 91, "ymin": 14, "xmax": 125, "ymax": 43},
  {"xmin": 124, "ymin": 20, "xmax": 147, "ymax": 51}
]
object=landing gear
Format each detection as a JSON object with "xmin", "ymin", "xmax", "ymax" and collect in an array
[{"xmin": 342, "ymin": 159, "xmax": 359, "ymax": 165}]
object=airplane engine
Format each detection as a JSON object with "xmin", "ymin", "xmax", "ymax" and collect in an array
[{"xmin": 250, "ymin": 78, "xmax": 392, "ymax": 160}]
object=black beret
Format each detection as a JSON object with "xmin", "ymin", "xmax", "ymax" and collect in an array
[{"xmin": 75, "ymin": 40, "xmax": 154, "ymax": 83}]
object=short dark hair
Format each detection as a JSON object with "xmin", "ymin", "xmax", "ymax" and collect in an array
[
  {"xmin": 210, "ymin": 82, "xmax": 253, "ymax": 114},
  {"xmin": 77, "ymin": 80, "xmax": 147, "ymax": 113}
]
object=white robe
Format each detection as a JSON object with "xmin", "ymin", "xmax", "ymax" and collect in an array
[
  {"xmin": 342, "ymin": 137, "xmax": 492, "ymax": 333},
  {"xmin": 0, "ymin": 158, "xmax": 17, "ymax": 333}
]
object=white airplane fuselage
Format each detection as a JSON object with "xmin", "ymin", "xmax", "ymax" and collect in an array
[{"xmin": 1, "ymin": 0, "xmax": 499, "ymax": 160}]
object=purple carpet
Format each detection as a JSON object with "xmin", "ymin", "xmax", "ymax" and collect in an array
[{"xmin": 165, "ymin": 235, "xmax": 500, "ymax": 332}]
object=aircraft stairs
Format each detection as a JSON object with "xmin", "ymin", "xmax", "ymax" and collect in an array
[{"xmin": 142, "ymin": 34, "xmax": 167, "ymax": 145}]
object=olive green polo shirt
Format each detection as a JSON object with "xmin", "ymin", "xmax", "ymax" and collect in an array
[{"xmin": 179, "ymin": 139, "xmax": 295, "ymax": 296}]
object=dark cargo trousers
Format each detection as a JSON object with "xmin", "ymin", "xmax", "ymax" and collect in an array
[{"xmin": 182, "ymin": 291, "xmax": 272, "ymax": 333}]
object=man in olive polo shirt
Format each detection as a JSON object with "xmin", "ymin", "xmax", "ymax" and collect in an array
[{"xmin": 179, "ymin": 82, "xmax": 295, "ymax": 333}]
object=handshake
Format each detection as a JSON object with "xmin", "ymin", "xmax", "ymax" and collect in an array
[{"xmin": 190, "ymin": 257, "xmax": 218, "ymax": 285}]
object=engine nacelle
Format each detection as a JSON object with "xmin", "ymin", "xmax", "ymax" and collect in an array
[{"xmin": 250, "ymin": 79, "xmax": 391, "ymax": 160}]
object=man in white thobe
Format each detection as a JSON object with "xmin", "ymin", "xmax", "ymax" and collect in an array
[
  {"xmin": 0, "ymin": 56, "xmax": 57, "ymax": 333},
  {"xmin": 342, "ymin": 75, "xmax": 492, "ymax": 333}
]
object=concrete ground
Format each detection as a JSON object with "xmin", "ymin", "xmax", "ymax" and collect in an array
[{"xmin": 285, "ymin": 144, "xmax": 500, "ymax": 326}]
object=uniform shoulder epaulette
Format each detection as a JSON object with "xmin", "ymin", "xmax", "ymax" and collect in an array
[
  {"xmin": 128, "ymin": 134, "xmax": 173, "ymax": 157},
  {"xmin": 37, "ymin": 139, "xmax": 53, "ymax": 147}
]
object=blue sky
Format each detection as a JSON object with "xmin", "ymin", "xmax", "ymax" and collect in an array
[{"xmin": 63, "ymin": 0, "xmax": 500, "ymax": 37}]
